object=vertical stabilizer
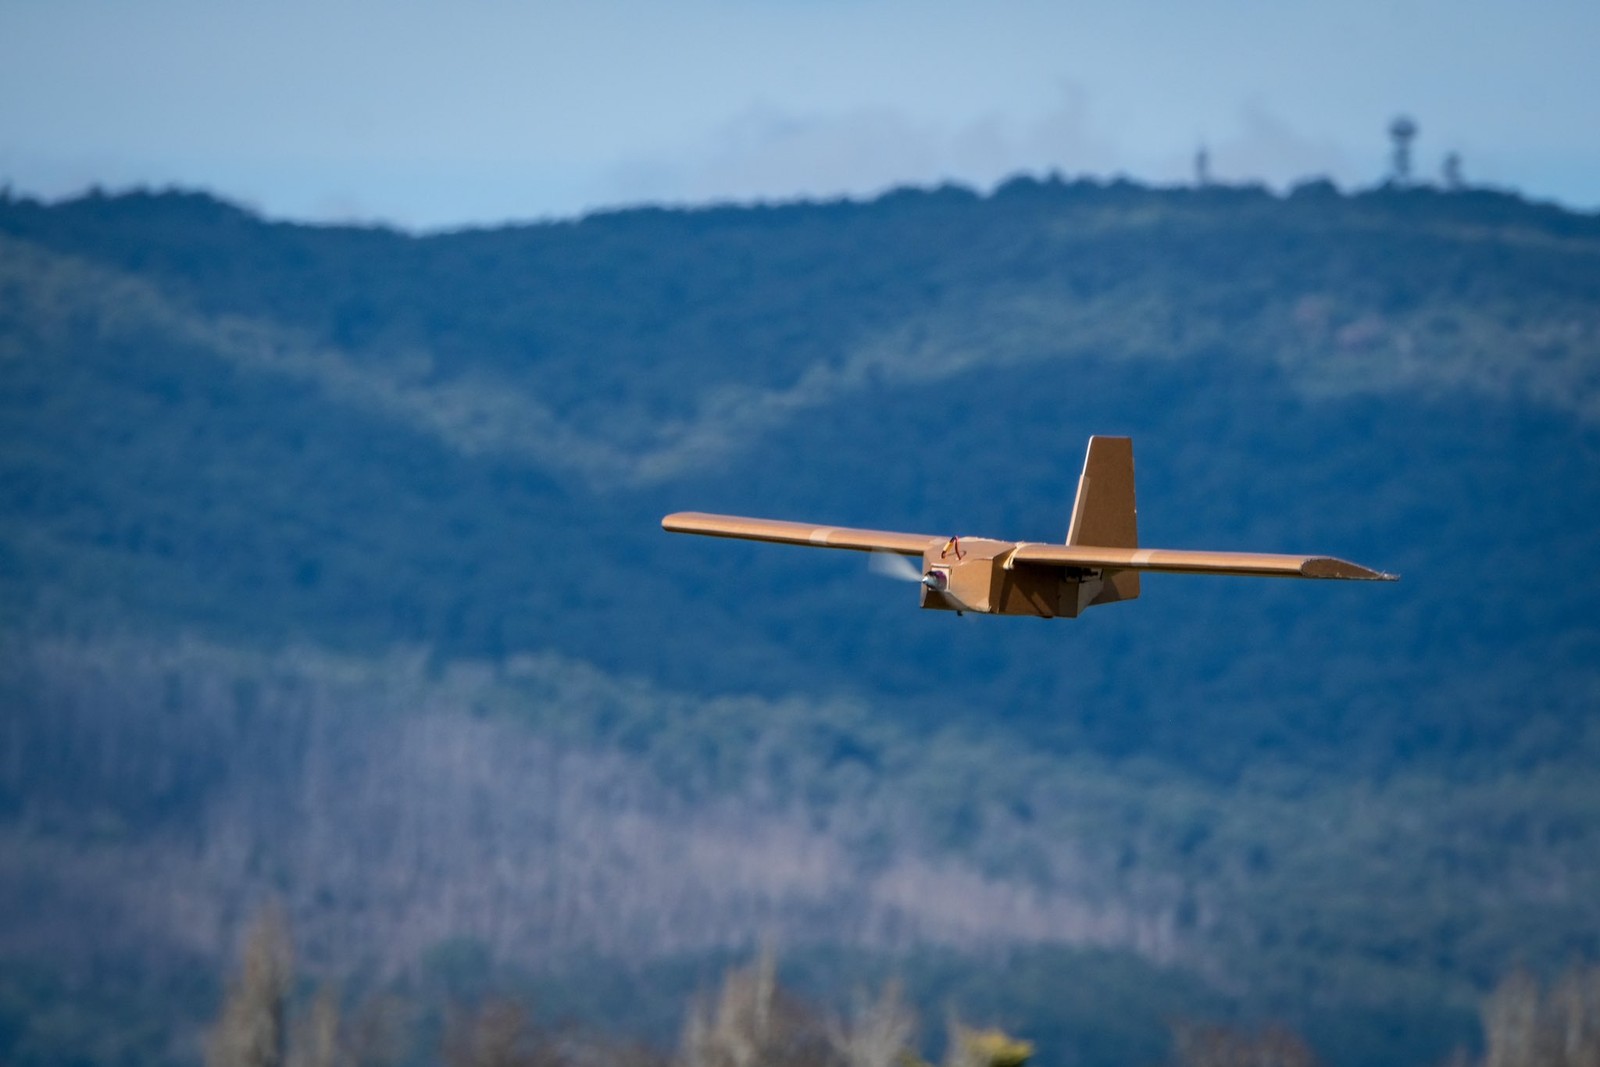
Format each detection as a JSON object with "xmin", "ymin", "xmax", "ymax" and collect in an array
[{"xmin": 1066, "ymin": 436, "xmax": 1140, "ymax": 605}]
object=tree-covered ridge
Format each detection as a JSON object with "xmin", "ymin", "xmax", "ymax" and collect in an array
[
  {"xmin": 3, "ymin": 182, "xmax": 1597, "ymax": 777},
  {"xmin": 4, "ymin": 180, "xmax": 1598, "ymax": 478}
]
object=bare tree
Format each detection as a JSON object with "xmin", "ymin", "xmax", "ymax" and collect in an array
[
  {"xmin": 1486, "ymin": 970, "xmax": 1550, "ymax": 1067},
  {"xmin": 680, "ymin": 947, "xmax": 841, "ymax": 1067},
  {"xmin": 1549, "ymin": 967, "xmax": 1600, "ymax": 1067},
  {"xmin": 208, "ymin": 902, "xmax": 295, "ymax": 1067},
  {"xmin": 289, "ymin": 987, "xmax": 343, "ymax": 1067},
  {"xmin": 1483, "ymin": 965, "xmax": 1600, "ymax": 1067},
  {"xmin": 829, "ymin": 979, "xmax": 917, "ymax": 1067}
]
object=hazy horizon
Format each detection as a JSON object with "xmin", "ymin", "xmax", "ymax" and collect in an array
[{"xmin": 3, "ymin": 1, "xmax": 1597, "ymax": 229}]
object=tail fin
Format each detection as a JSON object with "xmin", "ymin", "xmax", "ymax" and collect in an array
[
  {"xmin": 1066, "ymin": 436, "xmax": 1140, "ymax": 605},
  {"xmin": 1068, "ymin": 436, "xmax": 1138, "ymax": 548}
]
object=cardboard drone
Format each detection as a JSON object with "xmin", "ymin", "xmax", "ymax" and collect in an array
[{"xmin": 664, "ymin": 436, "xmax": 1395, "ymax": 618}]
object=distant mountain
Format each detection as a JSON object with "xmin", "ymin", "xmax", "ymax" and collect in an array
[{"xmin": 1, "ymin": 180, "xmax": 1598, "ymax": 1067}]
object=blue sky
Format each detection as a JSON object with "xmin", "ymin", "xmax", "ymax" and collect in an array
[{"xmin": 2, "ymin": 0, "xmax": 1595, "ymax": 229}]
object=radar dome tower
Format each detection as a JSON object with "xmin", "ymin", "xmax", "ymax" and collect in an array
[{"xmin": 1389, "ymin": 116, "xmax": 1418, "ymax": 185}]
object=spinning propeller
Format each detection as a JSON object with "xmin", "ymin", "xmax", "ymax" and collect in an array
[{"xmin": 868, "ymin": 551, "xmax": 971, "ymax": 612}]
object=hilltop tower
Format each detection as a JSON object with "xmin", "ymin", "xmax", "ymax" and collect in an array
[{"xmin": 1389, "ymin": 116, "xmax": 1418, "ymax": 185}]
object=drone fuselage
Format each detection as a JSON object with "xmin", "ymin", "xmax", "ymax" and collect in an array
[{"xmin": 919, "ymin": 538, "xmax": 1114, "ymax": 619}]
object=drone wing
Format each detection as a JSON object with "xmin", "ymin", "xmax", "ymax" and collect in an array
[
  {"xmin": 662, "ymin": 512, "xmax": 934, "ymax": 556},
  {"xmin": 1006, "ymin": 543, "xmax": 1395, "ymax": 580}
]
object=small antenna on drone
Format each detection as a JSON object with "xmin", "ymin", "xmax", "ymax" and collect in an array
[{"xmin": 1388, "ymin": 115, "xmax": 1418, "ymax": 185}]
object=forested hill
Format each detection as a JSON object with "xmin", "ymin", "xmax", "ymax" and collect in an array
[
  {"xmin": 2, "ymin": 179, "xmax": 1599, "ymax": 1067},
  {"xmin": 4, "ymin": 179, "xmax": 1598, "ymax": 774}
]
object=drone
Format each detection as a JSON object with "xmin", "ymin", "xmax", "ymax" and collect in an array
[{"xmin": 663, "ymin": 436, "xmax": 1395, "ymax": 619}]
